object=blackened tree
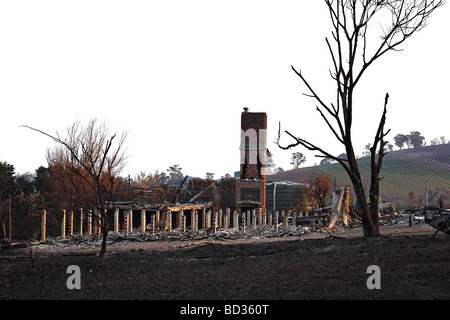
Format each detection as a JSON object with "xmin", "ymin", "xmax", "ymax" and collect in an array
[
  {"xmin": 277, "ymin": 0, "xmax": 444, "ymax": 236},
  {"xmin": 22, "ymin": 119, "xmax": 128, "ymax": 258}
]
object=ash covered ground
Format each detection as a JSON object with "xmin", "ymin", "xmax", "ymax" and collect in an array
[{"xmin": 1, "ymin": 221, "xmax": 450, "ymax": 300}]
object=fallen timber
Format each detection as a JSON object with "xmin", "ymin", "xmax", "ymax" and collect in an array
[
  {"xmin": 406, "ymin": 206, "xmax": 450, "ymax": 237},
  {"xmin": 424, "ymin": 208, "xmax": 450, "ymax": 237}
]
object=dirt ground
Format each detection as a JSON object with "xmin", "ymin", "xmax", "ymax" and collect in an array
[{"xmin": 1, "ymin": 225, "xmax": 450, "ymax": 301}]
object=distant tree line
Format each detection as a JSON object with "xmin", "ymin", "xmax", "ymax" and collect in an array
[
  {"xmin": 318, "ymin": 132, "xmax": 448, "ymax": 166},
  {"xmin": 394, "ymin": 131, "xmax": 448, "ymax": 150},
  {"xmin": 394, "ymin": 131, "xmax": 426, "ymax": 149}
]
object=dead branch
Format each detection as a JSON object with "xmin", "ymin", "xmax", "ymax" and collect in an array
[{"xmin": 280, "ymin": 0, "xmax": 444, "ymax": 237}]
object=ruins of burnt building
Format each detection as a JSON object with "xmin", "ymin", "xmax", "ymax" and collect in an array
[{"xmin": 236, "ymin": 109, "xmax": 267, "ymax": 214}]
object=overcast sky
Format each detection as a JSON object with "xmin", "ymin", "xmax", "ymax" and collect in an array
[{"xmin": 1, "ymin": 1, "xmax": 449, "ymax": 179}]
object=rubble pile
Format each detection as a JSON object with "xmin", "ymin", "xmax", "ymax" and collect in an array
[
  {"xmin": 2, "ymin": 210, "xmax": 421, "ymax": 253},
  {"xmin": 21, "ymin": 225, "xmax": 324, "ymax": 252}
]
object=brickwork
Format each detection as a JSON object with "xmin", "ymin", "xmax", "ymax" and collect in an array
[
  {"xmin": 236, "ymin": 110, "xmax": 267, "ymax": 214},
  {"xmin": 235, "ymin": 180, "xmax": 266, "ymax": 211},
  {"xmin": 239, "ymin": 111, "xmax": 267, "ymax": 180}
]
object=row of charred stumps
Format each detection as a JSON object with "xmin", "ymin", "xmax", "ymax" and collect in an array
[{"xmin": 39, "ymin": 204, "xmax": 330, "ymax": 241}]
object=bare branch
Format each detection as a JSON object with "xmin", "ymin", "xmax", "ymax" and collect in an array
[
  {"xmin": 354, "ymin": 0, "xmax": 445, "ymax": 86},
  {"xmin": 370, "ymin": 93, "xmax": 391, "ymax": 170},
  {"xmin": 276, "ymin": 122, "xmax": 350, "ymax": 171},
  {"xmin": 315, "ymin": 106, "xmax": 345, "ymax": 144},
  {"xmin": 291, "ymin": 66, "xmax": 330, "ymax": 112},
  {"xmin": 282, "ymin": 0, "xmax": 444, "ymax": 236}
]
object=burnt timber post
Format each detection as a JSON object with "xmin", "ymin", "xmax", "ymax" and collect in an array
[
  {"xmin": 87, "ymin": 210, "xmax": 92, "ymax": 236},
  {"xmin": 61, "ymin": 209, "xmax": 66, "ymax": 238},
  {"xmin": 41, "ymin": 210, "xmax": 46, "ymax": 241},
  {"xmin": 79, "ymin": 208, "xmax": 84, "ymax": 236},
  {"xmin": 140, "ymin": 210, "xmax": 146, "ymax": 233},
  {"xmin": 114, "ymin": 208, "xmax": 119, "ymax": 232}
]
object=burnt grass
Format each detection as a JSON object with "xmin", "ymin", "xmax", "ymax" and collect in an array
[{"xmin": 1, "ymin": 234, "xmax": 450, "ymax": 300}]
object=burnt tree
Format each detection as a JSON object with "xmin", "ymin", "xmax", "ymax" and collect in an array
[
  {"xmin": 22, "ymin": 119, "xmax": 128, "ymax": 257},
  {"xmin": 277, "ymin": 0, "xmax": 444, "ymax": 236}
]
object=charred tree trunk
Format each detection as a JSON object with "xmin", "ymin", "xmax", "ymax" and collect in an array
[
  {"xmin": 99, "ymin": 216, "xmax": 109, "ymax": 258},
  {"xmin": 347, "ymin": 146, "xmax": 380, "ymax": 237},
  {"xmin": 367, "ymin": 93, "xmax": 390, "ymax": 237},
  {"xmin": 276, "ymin": 1, "xmax": 443, "ymax": 237}
]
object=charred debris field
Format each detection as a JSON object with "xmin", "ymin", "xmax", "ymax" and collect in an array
[{"xmin": 1, "ymin": 228, "xmax": 450, "ymax": 300}]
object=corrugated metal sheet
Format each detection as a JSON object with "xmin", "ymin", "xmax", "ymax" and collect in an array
[{"xmin": 266, "ymin": 182, "xmax": 308, "ymax": 212}]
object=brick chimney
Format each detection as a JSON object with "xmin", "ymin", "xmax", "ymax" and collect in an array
[{"xmin": 236, "ymin": 109, "xmax": 267, "ymax": 214}]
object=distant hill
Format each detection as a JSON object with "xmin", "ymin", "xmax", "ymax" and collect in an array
[{"xmin": 268, "ymin": 143, "xmax": 450, "ymax": 209}]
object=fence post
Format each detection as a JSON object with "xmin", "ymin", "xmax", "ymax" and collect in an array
[
  {"xmin": 87, "ymin": 210, "xmax": 92, "ymax": 236},
  {"xmin": 177, "ymin": 210, "xmax": 182, "ymax": 229},
  {"xmin": 209, "ymin": 210, "xmax": 213, "ymax": 228},
  {"xmin": 140, "ymin": 210, "xmax": 146, "ymax": 233},
  {"xmin": 242, "ymin": 212, "xmax": 246, "ymax": 233},
  {"xmin": 233, "ymin": 210, "xmax": 238, "ymax": 229},
  {"xmin": 128, "ymin": 210, "xmax": 133, "ymax": 234},
  {"xmin": 61, "ymin": 209, "xmax": 66, "ymax": 238},
  {"xmin": 114, "ymin": 208, "xmax": 119, "ymax": 232},
  {"xmin": 213, "ymin": 210, "xmax": 217, "ymax": 233},
  {"xmin": 168, "ymin": 211, "xmax": 172, "ymax": 232},
  {"xmin": 182, "ymin": 214, "xmax": 186, "ymax": 233},
  {"xmin": 195, "ymin": 210, "xmax": 199, "ymax": 231},
  {"xmin": 151, "ymin": 215, "xmax": 155, "ymax": 236},
  {"xmin": 201, "ymin": 208, "xmax": 206, "ymax": 229},
  {"xmin": 93, "ymin": 208, "xmax": 98, "ymax": 236},
  {"xmin": 218, "ymin": 209, "xmax": 222, "ymax": 229},
  {"xmin": 191, "ymin": 209, "xmax": 196, "ymax": 231},
  {"xmin": 275, "ymin": 211, "xmax": 279, "ymax": 232},
  {"xmin": 282, "ymin": 210, "xmax": 287, "ymax": 229},
  {"xmin": 252, "ymin": 209, "xmax": 257, "ymax": 229},
  {"xmin": 124, "ymin": 210, "xmax": 129, "ymax": 236},
  {"xmin": 85, "ymin": 210, "xmax": 90, "ymax": 236},
  {"xmin": 79, "ymin": 208, "xmax": 84, "ymax": 236},
  {"xmin": 68, "ymin": 211, "xmax": 74, "ymax": 238},
  {"xmin": 41, "ymin": 210, "xmax": 46, "ymax": 241},
  {"xmin": 196, "ymin": 209, "xmax": 199, "ymax": 231}
]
